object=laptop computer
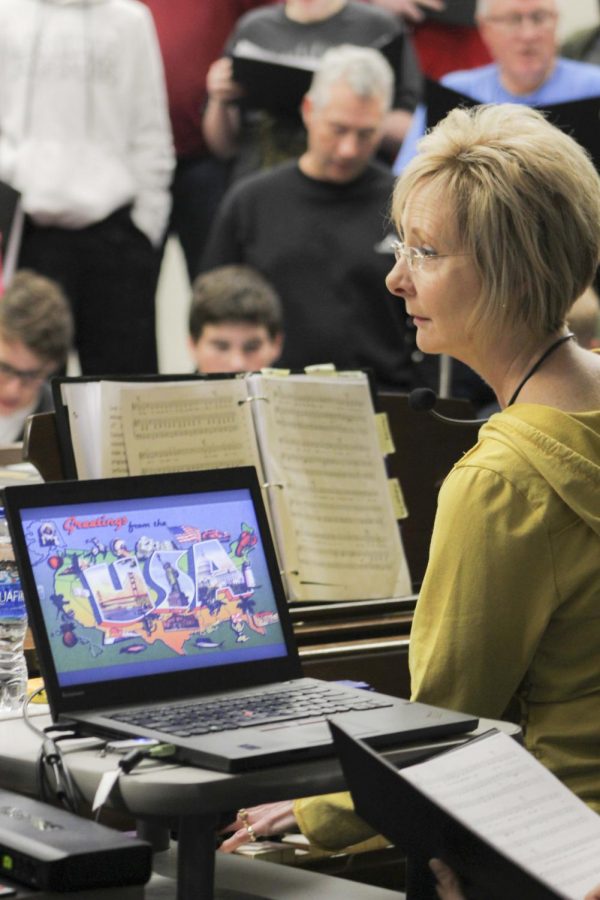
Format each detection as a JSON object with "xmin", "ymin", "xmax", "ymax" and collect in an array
[{"xmin": 3, "ymin": 467, "xmax": 477, "ymax": 772}]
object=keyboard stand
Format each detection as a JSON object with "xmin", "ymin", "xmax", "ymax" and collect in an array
[
  {"xmin": 0, "ymin": 713, "xmax": 519, "ymax": 900},
  {"xmin": 177, "ymin": 813, "xmax": 218, "ymax": 900},
  {"xmin": 137, "ymin": 815, "xmax": 220, "ymax": 900}
]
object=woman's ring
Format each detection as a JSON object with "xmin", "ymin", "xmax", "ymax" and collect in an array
[
  {"xmin": 246, "ymin": 823, "xmax": 257, "ymax": 842},
  {"xmin": 238, "ymin": 808, "xmax": 249, "ymax": 825}
]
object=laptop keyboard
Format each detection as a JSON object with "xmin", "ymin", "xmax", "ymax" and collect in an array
[{"xmin": 109, "ymin": 682, "xmax": 393, "ymax": 737}]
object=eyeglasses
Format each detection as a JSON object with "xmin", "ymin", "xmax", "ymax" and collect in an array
[
  {"xmin": 391, "ymin": 240, "xmax": 471, "ymax": 273},
  {"xmin": 485, "ymin": 10, "xmax": 557, "ymax": 32},
  {"xmin": 0, "ymin": 360, "xmax": 47, "ymax": 387}
]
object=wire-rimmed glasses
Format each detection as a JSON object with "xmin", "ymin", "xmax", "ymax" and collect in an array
[
  {"xmin": 0, "ymin": 360, "xmax": 47, "ymax": 388},
  {"xmin": 390, "ymin": 240, "xmax": 471, "ymax": 273},
  {"xmin": 484, "ymin": 10, "xmax": 557, "ymax": 32}
]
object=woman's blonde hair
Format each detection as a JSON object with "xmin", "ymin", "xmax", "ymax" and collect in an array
[{"xmin": 392, "ymin": 103, "xmax": 600, "ymax": 336}]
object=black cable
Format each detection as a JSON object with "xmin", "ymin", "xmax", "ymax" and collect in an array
[
  {"xmin": 39, "ymin": 737, "xmax": 80, "ymax": 814},
  {"xmin": 23, "ymin": 685, "xmax": 96, "ymax": 814},
  {"xmin": 92, "ymin": 742, "xmax": 177, "ymax": 823},
  {"xmin": 118, "ymin": 747, "xmax": 151, "ymax": 775},
  {"xmin": 24, "ymin": 684, "xmax": 175, "ymax": 820}
]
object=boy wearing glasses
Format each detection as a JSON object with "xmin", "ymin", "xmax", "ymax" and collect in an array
[{"xmin": 0, "ymin": 271, "xmax": 73, "ymax": 442}]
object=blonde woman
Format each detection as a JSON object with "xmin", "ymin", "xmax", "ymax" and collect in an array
[{"xmin": 221, "ymin": 105, "xmax": 600, "ymax": 895}]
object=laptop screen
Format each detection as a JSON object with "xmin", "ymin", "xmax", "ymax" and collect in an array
[{"xmin": 17, "ymin": 486, "xmax": 288, "ymax": 689}]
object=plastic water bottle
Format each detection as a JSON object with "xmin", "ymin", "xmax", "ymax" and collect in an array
[{"xmin": 0, "ymin": 508, "xmax": 27, "ymax": 712}]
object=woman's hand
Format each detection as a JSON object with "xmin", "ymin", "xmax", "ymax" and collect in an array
[
  {"xmin": 584, "ymin": 886, "xmax": 600, "ymax": 900},
  {"xmin": 429, "ymin": 859, "xmax": 466, "ymax": 900},
  {"xmin": 219, "ymin": 801, "xmax": 298, "ymax": 853}
]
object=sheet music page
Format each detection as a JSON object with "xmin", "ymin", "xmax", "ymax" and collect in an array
[
  {"xmin": 119, "ymin": 379, "xmax": 263, "ymax": 477},
  {"xmin": 99, "ymin": 380, "xmax": 145, "ymax": 478},
  {"xmin": 402, "ymin": 730, "xmax": 600, "ymax": 899},
  {"xmin": 247, "ymin": 372, "xmax": 411, "ymax": 601},
  {"xmin": 61, "ymin": 382, "xmax": 103, "ymax": 478}
]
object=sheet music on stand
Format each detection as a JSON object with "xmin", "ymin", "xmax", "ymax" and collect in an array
[
  {"xmin": 51, "ymin": 371, "xmax": 412, "ymax": 603},
  {"xmin": 334, "ymin": 723, "xmax": 600, "ymax": 900}
]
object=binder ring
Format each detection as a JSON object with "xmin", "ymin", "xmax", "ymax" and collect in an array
[{"xmin": 237, "ymin": 395, "xmax": 269, "ymax": 405}]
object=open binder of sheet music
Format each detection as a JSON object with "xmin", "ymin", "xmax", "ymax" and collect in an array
[
  {"xmin": 402, "ymin": 731, "xmax": 600, "ymax": 899},
  {"xmin": 55, "ymin": 372, "xmax": 411, "ymax": 602},
  {"xmin": 334, "ymin": 724, "xmax": 600, "ymax": 900}
]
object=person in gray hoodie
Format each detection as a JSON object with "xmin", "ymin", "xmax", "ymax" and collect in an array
[{"xmin": 0, "ymin": 0, "xmax": 175, "ymax": 375}]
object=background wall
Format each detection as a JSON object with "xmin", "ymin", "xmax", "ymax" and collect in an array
[
  {"xmin": 156, "ymin": 238, "xmax": 191, "ymax": 374},
  {"xmin": 556, "ymin": 0, "xmax": 598, "ymax": 39}
]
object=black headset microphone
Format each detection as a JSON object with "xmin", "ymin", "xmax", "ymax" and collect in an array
[{"xmin": 408, "ymin": 388, "xmax": 490, "ymax": 426}]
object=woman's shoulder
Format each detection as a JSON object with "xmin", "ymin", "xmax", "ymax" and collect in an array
[
  {"xmin": 445, "ymin": 404, "xmax": 600, "ymax": 530},
  {"xmin": 468, "ymin": 403, "xmax": 600, "ymax": 478},
  {"xmin": 489, "ymin": 402, "xmax": 600, "ymax": 441}
]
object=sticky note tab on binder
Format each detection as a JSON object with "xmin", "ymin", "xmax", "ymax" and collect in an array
[
  {"xmin": 375, "ymin": 413, "xmax": 395, "ymax": 455},
  {"xmin": 389, "ymin": 478, "xmax": 408, "ymax": 520},
  {"xmin": 304, "ymin": 363, "xmax": 337, "ymax": 375},
  {"xmin": 338, "ymin": 370, "xmax": 366, "ymax": 379}
]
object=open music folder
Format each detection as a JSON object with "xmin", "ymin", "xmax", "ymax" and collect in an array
[
  {"xmin": 231, "ymin": 33, "xmax": 405, "ymax": 116},
  {"xmin": 423, "ymin": 0, "xmax": 476, "ymax": 26},
  {"xmin": 332, "ymin": 722, "xmax": 600, "ymax": 900},
  {"xmin": 425, "ymin": 79, "xmax": 600, "ymax": 171},
  {"xmin": 51, "ymin": 371, "xmax": 411, "ymax": 603}
]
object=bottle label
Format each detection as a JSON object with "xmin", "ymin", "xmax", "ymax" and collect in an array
[{"xmin": 0, "ymin": 561, "xmax": 25, "ymax": 618}]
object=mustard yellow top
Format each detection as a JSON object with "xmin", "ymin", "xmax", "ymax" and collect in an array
[{"xmin": 295, "ymin": 404, "xmax": 600, "ymax": 850}]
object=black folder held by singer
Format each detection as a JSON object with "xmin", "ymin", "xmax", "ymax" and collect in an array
[
  {"xmin": 232, "ymin": 34, "xmax": 404, "ymax": 116},
  {"xmin": 331, "ymin": 720, "xmax": 600, "ymax": 900},
  {"xmin": 422, "ymin": 0, "xmax": 476, "ymax": 26},
  {"xmin": 425, "ymin": 79, "xmax": 600, "ymax": 172}
]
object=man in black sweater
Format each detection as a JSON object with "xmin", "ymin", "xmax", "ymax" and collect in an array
[{"xmin": 201, "ymin": 44, "xmax": 433, "ymax": 391}]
